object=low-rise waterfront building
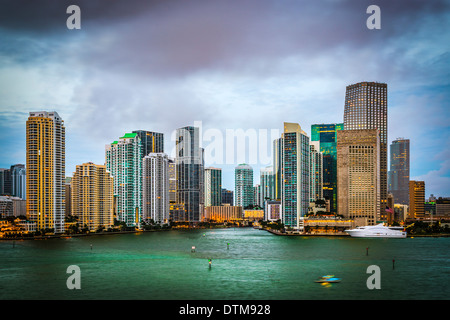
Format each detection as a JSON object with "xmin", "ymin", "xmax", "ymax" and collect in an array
[
  {"xmin": 304, "ymin": 216, "xmax": 353, "ymax": 234},
  {"xmin": 243, "ymin": 209, "xmax": 264, "ymax": 222},
  {"xmin": 265, "ymin": 200, "xmax": 281, "ymax": 221},
  {"xmin": 0, "ymin": 196, "xmax": 13, "ymax": 218},
  {"xmin": 204, "ymin": 205, "xmax": 243, "ymax": 223}
]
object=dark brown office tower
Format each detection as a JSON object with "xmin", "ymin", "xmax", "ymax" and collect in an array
[{"xmin": 344, "ymin": 82, "xmax": 387, "ymax": 221}]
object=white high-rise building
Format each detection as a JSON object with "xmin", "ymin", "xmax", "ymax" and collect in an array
[
  {"xmin": 282, "ymin": 122, "xmax": 310, "ymax": 231},
  {"xmin": 253, "ymin": 184, "xmax": 261, "ymax": 207},
  {"xmin": 204, "ymin": 167, "xmax": 222, "ymax": 207},
  {"xmin": 260, "ymin": 166, "xmax": 275, "ymax": 205},
  {"xmin": 143, "ymin": 153, "xmax": 169, "ymax": 225}
]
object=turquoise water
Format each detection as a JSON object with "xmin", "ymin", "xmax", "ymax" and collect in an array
[{"xmin": 0, "ymin": 228, "xmax": 449, "ymax": 300}]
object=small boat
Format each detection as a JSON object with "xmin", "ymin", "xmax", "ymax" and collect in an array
[{"xmin": 315, "ymin": 275, "xmax": 341, "ymax": 283}]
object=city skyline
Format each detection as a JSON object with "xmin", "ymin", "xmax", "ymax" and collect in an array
[{"xmin": 0, "ymin": 1, "xmax": 449, "ymax": 197}]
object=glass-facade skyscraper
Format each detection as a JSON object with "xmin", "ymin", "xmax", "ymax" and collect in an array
[
  {"xmin": 343, "ymin": 82, "xmax": 388, "ymax": 221},
  {"xmin": 221, "ymin": 188, "xmax": 233, "ymax": 206},
  {"xmin": 0, "ymin": 168, "xmax": 11, "ymax": 196},
  {"xmin": 273, "ymin": 138, "xmax": 283, "ymax": 201},
  {"xmin": 11, "ymin": 164, "xmax": 26, "ymax": 200},
  {"xmin": 176, "ymin": 126, "xmax": 203, "ymax": 223},
  {"xmin": 311, "ymin": 123, "xmax": 343, "ymax": 212},
  {"xmin": 282, "ymin": 122, "xmax": 310, "ymax": 231},
  {"xmin": 235, "ymin": 163, "xmax": 253, "ymax": 208},
  {"xmin": 0, "ymin": 166, "xmax": 25, "ymax": 198},
  {"xmin": 388, "ymin": 138, "xmax": 410, "ymax": 205},
  {"xmin": 133, "ymin": 130, "xmax": 164, "ymax": 158},
  {"xmin": 260, "ymin": 165, "xmax": 275, "ymax": 204}
]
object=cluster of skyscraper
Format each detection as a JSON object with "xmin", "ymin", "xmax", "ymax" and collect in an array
[
  {"xmin": 0, "ymin": 164, "xmax": 26, "ymax": 199},
  {"xmin": 8, "ymin": 81, "xmax": 426, "ymax": 234},
  {"xmin": 22, "ymin": 117, "xmax": 225, "ymax": 232},
  {"xmin": 232, "ymin": 82, "xmax": 417, "ymax": 230}
]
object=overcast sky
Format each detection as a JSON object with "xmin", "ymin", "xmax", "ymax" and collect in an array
[{"xmin": 0, "ymin": 0, "xmax": 449, "ymax": 196}]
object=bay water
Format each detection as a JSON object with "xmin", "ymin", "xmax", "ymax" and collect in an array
[{"xmin": 1, "ymin": 227, "xmax": 448, "ymax": 300}]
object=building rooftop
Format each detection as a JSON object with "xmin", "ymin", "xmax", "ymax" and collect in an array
[
  {"xmin": 120, "ymin": 133, "xmax": 138, "ymax": 139},
  {"xmin": 235, "ymin": 163, "xmax": 253, "ymax": 170}
]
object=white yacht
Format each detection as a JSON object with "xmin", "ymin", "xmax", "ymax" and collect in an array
[{"xmin": 345, "ymin": 224, "xmax": 407, "ymax": 238}]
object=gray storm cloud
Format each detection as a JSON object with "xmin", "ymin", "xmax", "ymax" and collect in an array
[{"xmin": 0, "ymin": 0, "xmax": 449, "ymax": 193}]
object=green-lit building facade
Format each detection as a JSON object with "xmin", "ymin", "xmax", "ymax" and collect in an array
[
  {"xmin": 235, "ymin": 163, "xmax": 254, "ymax": 208},
  {"xmin": 106, "ymin": 132, "xmax": 143, "ymax": 228},
  {"xmin": 311, "ymin": 123, "xmax": 343, "ymax": 213}
]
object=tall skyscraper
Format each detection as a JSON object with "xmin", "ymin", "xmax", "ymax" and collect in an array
[
  {"xmin": 11, "ymin": 164, "xmax": 26, "ymax": 200},
  {"xmin": 105, "ymin": 132, "xmax": 142, "ymax": 227},
  {"xmin": 221, "ymin": 188, "xmax": 233, "ymax": 206},
  {"xmin": 0, "ymin": 168, "xmax": 12, "ymax": 195},
  {"xmin": 204, "ymin": 167, "xmax": 222, "ymax": 207},
  {"xmin": 26, "ymin": 111, "xmax": 65, "ymax": 233},
  {"xmin": 235, "ymin": 163, "xmax": 254, "ymax": 208},
  {"xmin": 253, "ymin": 184, "xmax": 261, "ymax": 207},
  {"xmin": 0, "ymin": 169, "xmax": 5, "ymax": 195},
  {"xmin": 309, "ymin": 141, "xmax": 323, "ymax": 202},
  {"xmin": 176, "ymin": 126, "xmax": 203, "ymax": 223},
  {"xmin": 273, "ymin": 138, "xmax": 283, "ymax": 200},
  {"xmin": 143, "ymin": 153, "xmax": 169, "ymax": 225},
  {"xmin": 282, "ymin": 122, "xmax": 310, "ymax": 231},
  {"xmin": 343, "ymin": 82, "xmax": 387, "ymax": 220},
  {"xmin": 65, "ymin": 177, "xmax": 71, "ymax": 216},
  {"xmin": 260, "ymin": 165, "xmax": 275, "ymax": 204},
  {"xmin": 388, "ymin": 138, "xmax": 410, "ymax": 205},
  {"xmin": 337, "ymin": 129, "xmax": 380, "ymax": 226},
  {"xmin": 199, "ymin": 147, "xmax": 205, "ymax": 208},
  {"xmin": 409, "ymin": 180, "xmax": 425, "ymax": 218},
  {"xmin": 133, "ymin": 130, "xmax": 164, "ymax": 157},
  {"xmin": 71, "ymin": 162, "xmax": 114, "ymax": 231},
  {"xmin": 310, "ymin": 123, "xmax": 343, "ymax": 212}
]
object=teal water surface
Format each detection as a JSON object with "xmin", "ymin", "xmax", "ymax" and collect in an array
[{"xmin": 1, "ymin": 228, "xmax": 449, "ymax": 300}]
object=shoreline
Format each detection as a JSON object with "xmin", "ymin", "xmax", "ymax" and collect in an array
[
  {"xmin": 263, "ymin": 228, "xmax": 350, "ymax": 237},
  {"xmin": 0, "ymin": 225, "xmax": 247, "ymax": 241},
  {"xmin": 2, "ymin": 226, "xmax": 450, "ymax": 241},
  {"xmin": 263, "ymin": 228, "xmax": 450, "ymax": 238}
]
